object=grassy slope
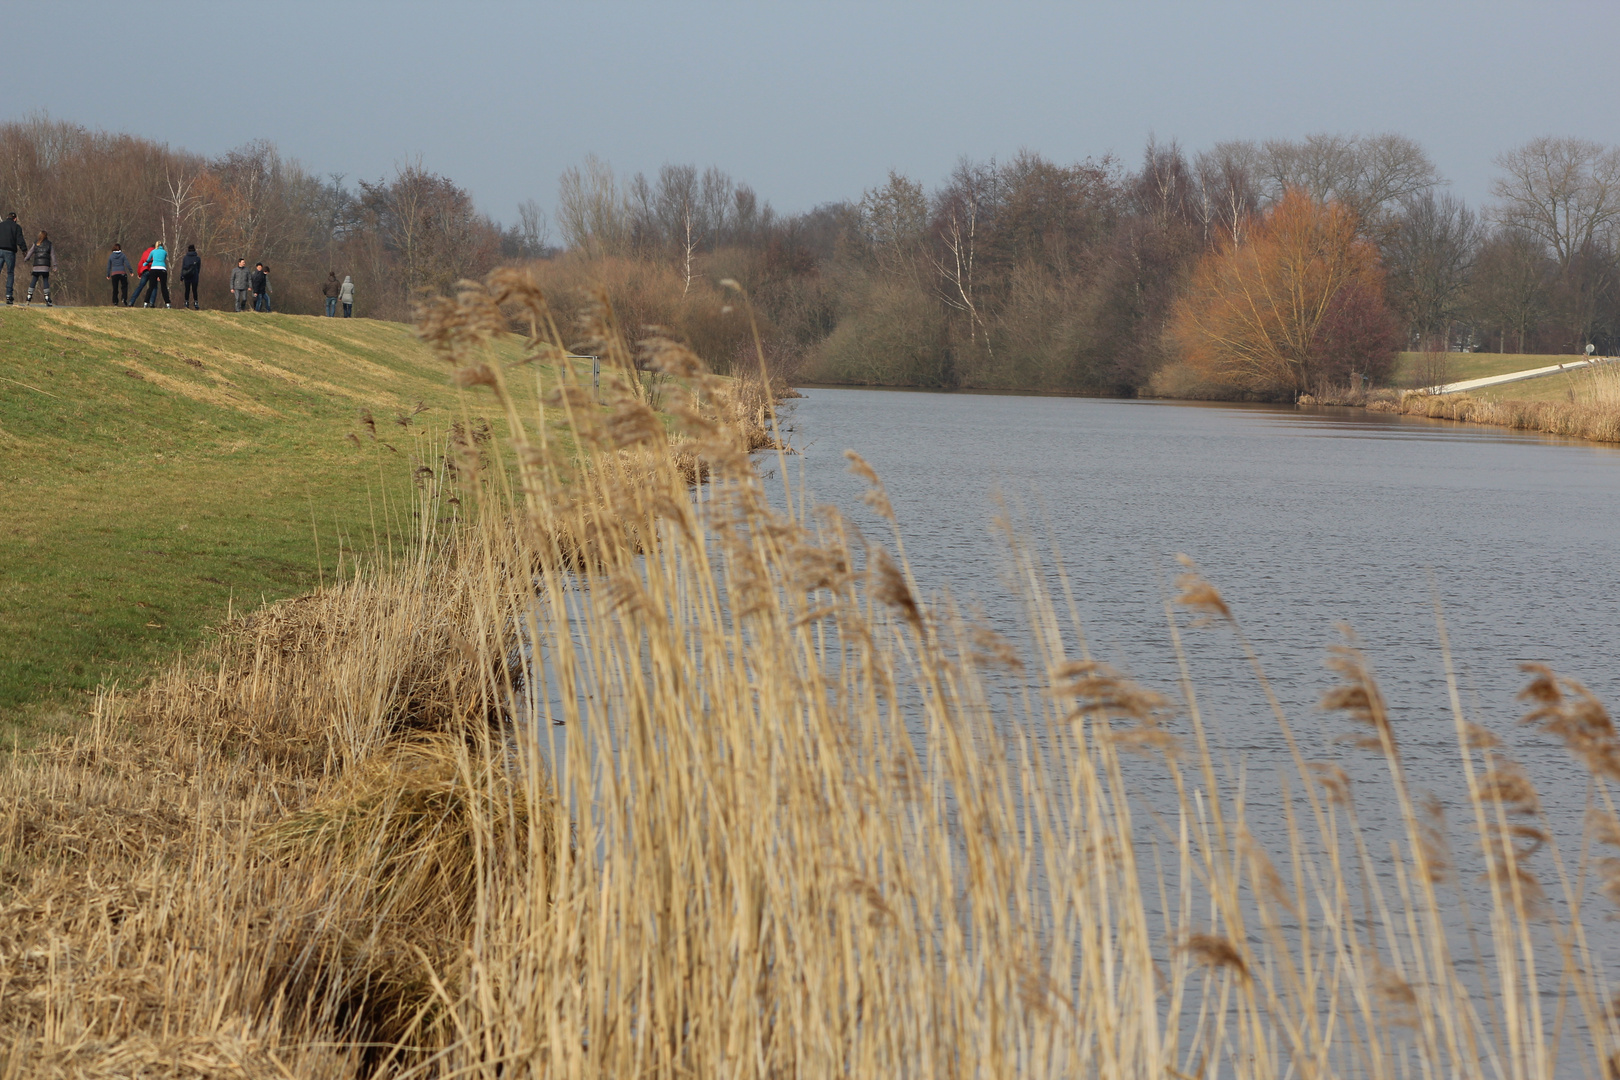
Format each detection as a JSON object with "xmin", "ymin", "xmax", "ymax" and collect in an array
[
  {"xmin": 1470, "ymin": 369, "xmax": 1603, "ymax": 402},
  {"xmin": 1391, "ymin": 351, "xmax": 1591, "ymax": 387},
  {"xmin": 0, "ymin": 308, "xmax": 529, "ymax": 740}
]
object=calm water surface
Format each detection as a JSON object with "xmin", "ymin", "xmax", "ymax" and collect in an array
[{"xmin": 778, "ymin": 388, "xmax": 1620, "ymax": 842}]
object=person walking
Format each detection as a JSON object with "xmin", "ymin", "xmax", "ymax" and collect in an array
[
  {"xmin": 143, "ymin": 241, "xmax": 171, "ymax": 308},
  {"xmin": 339, "ymin": 274, "xmax": 354, "ymax": 318},
  {"xmin": 229, "ymin": 258, "xmax": 251, "ymax": 311},
  {"xmin": 128, "ymin": 242, "xmax": 158, "ymax": 307},
  {"xmin": 258, "ymin": 263, "xmax": 273, "ymax": 312},
  {"xmin": 250, "ymin": 262, "xmax": 267, "ymax": 311},
  {"xmin": 179, "ymin": 244, "xmax": 202, "ymax": 309},
  {"xmin": 0, "ymin": 212, "xmax": 25, "ymax": 304},
  {"xmin": 23, "ymin": 231, "xmax": 56, "ymax": 306},
  {"xmin": 322, "ymin": 270, "xmax": 340, "ymax": 316},
  {"xmin": 106, "ymin": 243, "xmax": 134, "ymax": 306}
]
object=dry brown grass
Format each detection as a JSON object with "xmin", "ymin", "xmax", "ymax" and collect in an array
[
  {"xmin": 1298, "ymin": 385, "xmax": 1401, "ymax": 408},
  {"xmin": 1396, "ymin": 387, "xmax": 1620, "ymax": 442},
  {"xmin": 6, "ymin": 267, "xmax": 1620, "ymax": 1078}
]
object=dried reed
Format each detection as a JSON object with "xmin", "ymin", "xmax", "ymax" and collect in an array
[{"xmin": 4, "ymin": 267, "xmax": 1619, "ymax": 1079}]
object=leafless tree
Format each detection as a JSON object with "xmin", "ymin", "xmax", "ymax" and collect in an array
[
  {"xmin": 859, "ymin": 170, "xmax": 928, "ymax": 276},
  {"xmin": 1194, "ymin": 142, "xmax": 1260, "ymax": 246},
  {"xmin": 1491, "ymin": 136, "xmax": 1620, "ymax": 270},
  {"xmin": 654, "ymin": 164, "xmax": 703, "ymax": 293},
  {"xmin": 1258, "ymin": 133, "xmax": 1440, "ymax": 231},
  {"xmin": 930, "ymin": 160, "xmax": 996, "ymax": 353},
  {"xmin": 1383, "ymin": 192, "xmax": 1480, "ymax": 350},
  {"xmin": 1469, "ymin": 227, "xmax": 1552, "ymax": 353},
  {"xmin": 515, "ymin": 198, "xmax": 550, "ymax": 256},
  {"xmin": 557, "ymin": 154, "xmax": 629, "ymax": 257},
  {"xmin": 1136, "ymin": 137, "xmax": 1197, "ymax": 227}
]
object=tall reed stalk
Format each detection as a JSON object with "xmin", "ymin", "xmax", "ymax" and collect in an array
[{"xmin": 4, "ymin": 269, "xmax": 1619, "ymax": 1078}]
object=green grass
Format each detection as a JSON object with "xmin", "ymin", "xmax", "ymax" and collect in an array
[
  {"xmin": 1391, "ymin": 351, "xmax": 1593, "ymax": 387},
  {"xmin": 0, "ymin": 308, "xmax": 542, "ymax": 743},
  {"xmin": 1471, "ymin": 368, "xmax": 1606, "ymax": 402}
]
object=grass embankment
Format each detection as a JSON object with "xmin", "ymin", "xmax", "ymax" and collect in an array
[
  {"xmin": 4, "ymin": 273, "xmax": 1620, "ymax": 1077},
  {"xmin": 1390, "ymin": 350, "xmax": 1584, "ymax": 387},
  {"xmin": 0, "ymin": 308, "xmax": 535, "ymax": 742}
]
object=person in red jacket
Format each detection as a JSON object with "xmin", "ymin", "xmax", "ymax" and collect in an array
[{"xmin": 128, "ymin": 243, "xmax": 158, "ymax": 307}]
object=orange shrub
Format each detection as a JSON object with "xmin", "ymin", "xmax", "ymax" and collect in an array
[{"xmin": 1169, "ymin": 189, "xmax": 1396, "ymax": 397}]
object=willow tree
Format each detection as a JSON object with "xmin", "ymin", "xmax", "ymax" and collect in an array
[{"xmin": 1169, "ymin": 188, "xmax": 1392, "ymax": 396}]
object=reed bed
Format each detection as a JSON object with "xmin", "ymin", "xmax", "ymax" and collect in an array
[
  {"xmin": 1389, "ymin": 387, "xmax": 1620, "ymax": 442},
  {"xmin": 5, "ymin": 269, "xmax": 1620, "ymax": 1078},
  {"xmin": 1381, "ymin": 359, "xmax": 1620, "ymax": 441}
]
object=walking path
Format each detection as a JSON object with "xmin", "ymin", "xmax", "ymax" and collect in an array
[{"xmin": 1432, "ymin": 356, "xmax": 1614, "ymax": 394}]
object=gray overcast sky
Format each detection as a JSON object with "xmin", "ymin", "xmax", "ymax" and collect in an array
[{"xmin": 8, "ymin": 1, "xmax": 1619, "ymax": 225}]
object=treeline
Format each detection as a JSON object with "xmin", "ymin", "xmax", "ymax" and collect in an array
[
  {"xmin": 14, "ymin": 114, "xmax": 1620, "ymax": 397},
  {"xmin": 0, "ymin": 116, "xmax": 542, "ymax": 318},
  {"xmin": 553, "ymin": 134, "xmax": 1620, "ymax": 397}
]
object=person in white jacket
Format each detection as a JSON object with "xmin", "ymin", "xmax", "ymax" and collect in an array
[{"xmin": 339, "ymin": 275, "xmax": 355, "ymax": 318}]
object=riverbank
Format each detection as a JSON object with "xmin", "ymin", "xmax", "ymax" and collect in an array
[
  {"xmin": 1301, "ymin": 363, "xmax": 1620, "ymax": 443},
  {"xmin": 5, "ymin": 281, "xmax": 1618, "ymax": 1077},
  {"xmin": 1381, "ymin": 388, "xmax": 1620, "ymax": 442},
  {"xmin": 0, "ymin": 308, "xmax": 538, "ymax": 743}
]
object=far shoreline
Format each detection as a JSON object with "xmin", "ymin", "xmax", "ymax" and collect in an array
[{"xmin": 788, "ymin": 380, "xmax": 1620, "ymax": 448}]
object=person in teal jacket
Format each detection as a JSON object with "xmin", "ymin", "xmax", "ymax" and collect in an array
[{"xmin": 141, "ymin": 241, "xmax": 171, "ymax": 308}]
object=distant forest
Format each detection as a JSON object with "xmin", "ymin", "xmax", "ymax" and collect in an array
[{"xmin": 6, "ymin": 116, "xmax": 1620, "ymax": 398}]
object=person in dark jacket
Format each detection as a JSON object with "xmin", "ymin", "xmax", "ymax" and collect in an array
[
  {"xmin": 229, "ymin": 259, "xmax": 251, "ymax": 311},
  {"xmin": 24, "ymin": 231, "xmax": 56, "ymax": 306},
  {"xmin": 106, "ymin": 243, "xmax": 134, "ymax": 306},
  {"xmin": 322, "ymin": 270, "xmax": 340, "ymax": 316},
  {"xmin": 179, "ymin": 245, "xmax": 202, "ymax": 309},
  {"xmin": 250, "ymin": 263, "xmax": 268, "ymax": 311},
  {"xmin": 0, "ymin": 212, "xmax": 24, "ymax": 304}
]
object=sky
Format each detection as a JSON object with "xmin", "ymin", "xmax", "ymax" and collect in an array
[{"xmin": 8, "ymin": 1, "xmax": 1618, "ymax": 229}]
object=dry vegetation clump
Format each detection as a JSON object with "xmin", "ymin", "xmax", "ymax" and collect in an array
[
  {"xmin": 1396, "ymin": 387, "xmax": 1620, "ymax": 442},
  {"xmin": 520, "ymin": 254, "xmax": 778, "ymax": 377},
  {"xmin": 0, "ymin": 537, "xmax": 562, "ymax": 1076},
  {"xmin": 9, "ymin": 266, "xmax": 1620, "ymax": 1078},
  {"xmin": 1298, "ymin": 385, "xmax": 1402, "ymax": 408}
]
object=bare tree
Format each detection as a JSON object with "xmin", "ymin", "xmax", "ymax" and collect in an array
[
  {"xmin": 160, "ymin": 167, "xmax": 206, "ymax": 253},
  {"xmin": 1258, "ymin": 132, "xmax": 1440, "ymax": 231},
  {"xmin": 1383, "ymin": 192, "xmax": 1480, "ymax": 350},
  {"xmin": 1136, "ymin": 137, "xmax": 1197, "ymax": 227},
  {"xmin": 859, "ymin": 170, "xmax": 928, "ymax": 275},
  {"xmin": 1469, "ymin": 227, "xmax": 1552, "ymax": 353},
  {"xmin": 654, "ymin": 164, "xmax": 702, "ymax": 293},
  {"xmin": 930, "ymin": 160, "xmax": 996, "ymax": 353},
  {"xmin": 359, "ymin": 161, "xmax": 499, "ymax": 303},
  {"xmin": 517, "ymin": 198, "xmax": 550, "ymax": 256},
  {"xmin": 1491, "ymin": 136, "xmax": 1620, "ymax": 270},
  {"xmin": 557, "ymin": 154, "xmax": 629, "ymax": 257},
  {"xmin": 1195, "ymin": 142, "xmax": 1260, "ymax": 246}
]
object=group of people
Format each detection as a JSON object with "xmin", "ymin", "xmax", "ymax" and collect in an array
[
  {"xmin": 322, "ymin": 270, "xmax": 356, "ymax": 317},
  {"xmin": 0, "ymin": 209, "xmax": 357, "ymax": 315},
  {"xmin": 0, "ymin": 211, "xmax": 59, "ymax": 306},
  {"xmin": 226, "ymin": 259, "xmax": 277, "ymax": 312},
  {"xmin": 220, "ymin": 263, "xmax": 354, "ymax": 316},
  {"xmin": 105, "ymin": 241, "xmax": 203, "ymax": 308}
]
